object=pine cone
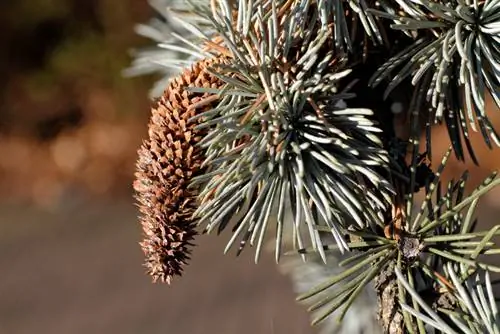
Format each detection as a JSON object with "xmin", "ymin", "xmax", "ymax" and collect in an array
[{"xmin": 134, "ymin": 57, "xmax": 225, "ymax": 284}]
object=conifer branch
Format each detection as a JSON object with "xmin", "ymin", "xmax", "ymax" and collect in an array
[{"xmin": 127, "ymin": 0, "xmax": 500, "ymax": 332}]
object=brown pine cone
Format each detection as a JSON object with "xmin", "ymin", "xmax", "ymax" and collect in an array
[{"xmin": 133, "ymin": 56, "xmax": 226, "ymax": 284}]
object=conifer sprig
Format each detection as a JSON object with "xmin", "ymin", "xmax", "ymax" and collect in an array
[
  {"xmin": 368, "ymin": 0, "xmax": 500, "ymax": 159},
  {"xmin": 124, "ymin": 0, "xmax": 215, "ymax": 97},
  {"xmin": 396, "ymin": 264, "xmax": 500, "ymax": 334},
  {"xmin": 181, "ymin": 0, "xmax": 396, "ymax": 262},
  {"xmin": 294, "ymin": 145, "xmax": 500, "ymax": 330}
]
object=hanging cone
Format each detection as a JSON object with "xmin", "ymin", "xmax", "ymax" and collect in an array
[{"xmin": 134, "ymin": 56, "xmax": 226, "ymax": 284}]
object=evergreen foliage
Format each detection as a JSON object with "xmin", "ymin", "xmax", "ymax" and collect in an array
[{"xmin": 128, "ymin": 0, "xmax": 500, "ymax": 332}]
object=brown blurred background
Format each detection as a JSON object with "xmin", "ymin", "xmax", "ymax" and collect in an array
[
  {"xmin": 0, "ymin": 1, "xmax": 312, "ymax": 333},
  {"xmin": 0, "ymin": 1, "xmax": 499, "ymax": 333}
]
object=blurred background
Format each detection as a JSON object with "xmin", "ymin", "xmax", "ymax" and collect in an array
[
  {"xmin": 0, "ymin": 1, "xmax": 499, "ymax": 333},
  {"xmin": 0, "ymin": 1, "xmax": 312, "ymax": 333}
]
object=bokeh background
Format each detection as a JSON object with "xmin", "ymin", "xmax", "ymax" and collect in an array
[
  {"xmin": 0, "ymin": 1, "xmax": 311, "ymax": 333},
  {"xmin": 0, "ymin": 1, "xmax": 499, "ymax": 333}
]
